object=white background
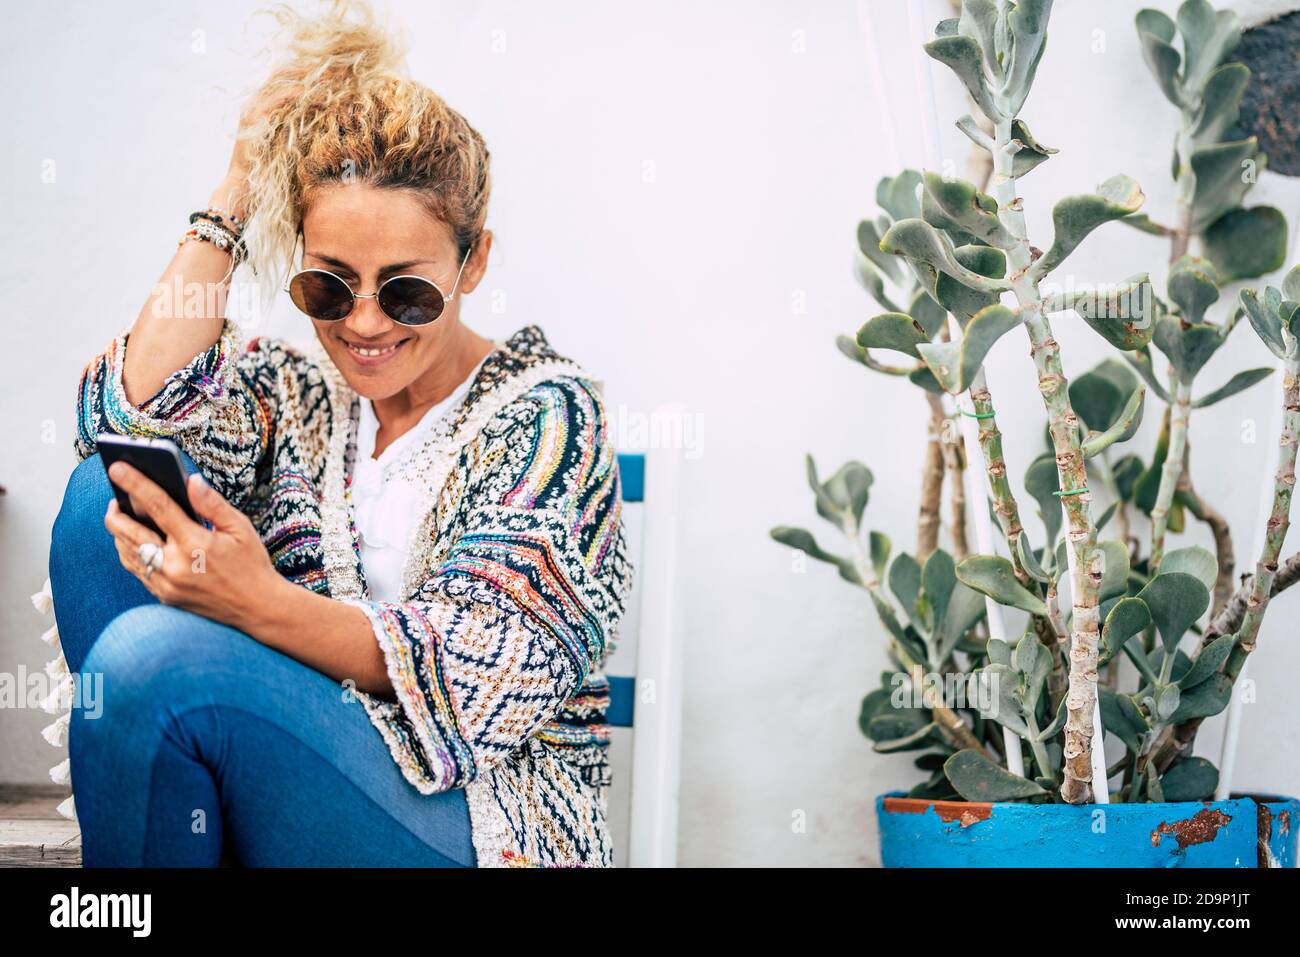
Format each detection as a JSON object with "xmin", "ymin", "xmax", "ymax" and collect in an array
[{"xmin": 2, "ymin": 0, "xmax": 1299, "ymax": 866}]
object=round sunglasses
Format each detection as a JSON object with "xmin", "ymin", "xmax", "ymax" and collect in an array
[{"xmin": 286, "ymin": 245, "xmax": 473, "ymax": 326}]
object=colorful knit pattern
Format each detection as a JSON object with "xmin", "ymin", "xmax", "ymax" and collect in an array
[{"xmin": 73, "ymin": 321, "xmax": 632, "ymax": 867}]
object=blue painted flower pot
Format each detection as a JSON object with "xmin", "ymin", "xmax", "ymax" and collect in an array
[{"xmin": 877, "ymin": 793, "xmax": 1300, "ymax": 867}]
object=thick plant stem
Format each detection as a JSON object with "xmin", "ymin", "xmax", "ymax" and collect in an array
[
  {"xmin": 968, "ymin": 369, "xmax": 1030, "ymax": 582},
  {"xmin": 944, "ymin": 426, "xmax": 969, "ymax": 559},
  {"xmin": 918, "ymin": 395, "xmax": 947, "ymax": 562},
  {"xmin": 846, "ymin": 534, "xmax": 984, "ymax": 753},
  {"xmin": 1176, "ymin": 441, "xmax": 1235, "ymax": 618},
  {"xmin": 1154, "ymin": 363, "xmax": 1300, "ymax": 772},
  {"xmin": 1155, "ymin": 545, "xmax": 1300, "ymax": 771},
  {"xmin": 993, "ymin": 116, "xmax": 1101, "ymax": 804},
  {"xmin": 1149, "ymin": 379, "xmax": 1192, "ymax": 571},
  {"xmin": 1224, "ymin": 360, "xmax": 1300, "ymax": 680}
]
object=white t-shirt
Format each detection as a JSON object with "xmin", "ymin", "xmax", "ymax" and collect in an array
[{"xmin": 353, "ymin": 353, "xmax": 490, "ymax": 602}]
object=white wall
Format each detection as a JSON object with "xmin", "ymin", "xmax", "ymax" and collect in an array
[{"xmin": 2, "ymin": 0, "xmax": 1298, "ymax": 867}]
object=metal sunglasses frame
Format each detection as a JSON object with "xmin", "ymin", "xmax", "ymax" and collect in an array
[{"xmin": 285, "ymin": 243, "xmax": 475, "ymax": 325}]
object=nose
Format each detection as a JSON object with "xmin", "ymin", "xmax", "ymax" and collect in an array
[{"xmin": 343, "ymin": 294, "xmax": 393, "ymax": 338}]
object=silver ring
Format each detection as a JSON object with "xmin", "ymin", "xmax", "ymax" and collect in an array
[{"xmin": 137, "ymin": 542, "xmax": 163, "ymax": 579}]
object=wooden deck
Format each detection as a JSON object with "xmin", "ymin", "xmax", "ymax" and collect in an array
[{"xmin": 0, "ymin": 785, "xmax": 81, "ymax": 867}]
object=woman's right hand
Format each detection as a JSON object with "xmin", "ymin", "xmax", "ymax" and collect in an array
[{"xmin": 217, "ymin": 75, "xmax": 303, "ymax": 216}]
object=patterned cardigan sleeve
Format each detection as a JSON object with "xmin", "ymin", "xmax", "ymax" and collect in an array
[
  {"xmin": 347, "ymin": 376, "xmax": 633, "ymax": 794},
  {"xmin": 74, "ymin": 320, "xmax": 314, "ymax": 510}
]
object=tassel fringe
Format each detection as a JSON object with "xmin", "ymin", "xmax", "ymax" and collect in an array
[
  {"xmin": 56, "ymin": 795, "xmax": 77, "ymax": 822},
  {"xmin": 31, "ymin": 578, "xmax": 53, "ymax": 615}
]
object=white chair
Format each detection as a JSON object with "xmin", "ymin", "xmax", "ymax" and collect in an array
[{"xmin": 605, "ymin": 449, "xmax": 683, "ymax": 867}]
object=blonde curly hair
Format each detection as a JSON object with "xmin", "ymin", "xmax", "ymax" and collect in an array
[{"xmin": 238, "ymin": 0, "xmax": 490, "ymax": 291}]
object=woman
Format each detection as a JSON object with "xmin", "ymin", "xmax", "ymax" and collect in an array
[{"xmin": 48, "ymin": 0, "xmax": 631, "ymax": 868}]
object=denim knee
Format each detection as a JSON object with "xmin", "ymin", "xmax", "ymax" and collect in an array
[
  {"xmin": 80, "ymin": 606, "xmax": 214, "ymax": 727},
  {"xmin": 51, "ymin": 454, "xmax": 113, "ymax": 557}
]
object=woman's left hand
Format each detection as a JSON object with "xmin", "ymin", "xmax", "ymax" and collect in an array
[{"xmin": 104, "ymin": 461, "xmax": 280, "ymax": 631}]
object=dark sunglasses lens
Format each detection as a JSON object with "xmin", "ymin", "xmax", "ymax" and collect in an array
[
  {"xmin": 289, "ymin": 271, "xmax": 353, "ymax": 322},
  {"xmin": 379, "ymin": 277, "xmax": 445, "ymax": 325}
]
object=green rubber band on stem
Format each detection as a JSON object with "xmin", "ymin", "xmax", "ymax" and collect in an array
[
  {"xmin": 1053, "ymin": 487, "xmax": 1090, "ymax": 497},
  {"xmin": 959, "ymin": 408, "xmax": 997, "ymax": 420}
]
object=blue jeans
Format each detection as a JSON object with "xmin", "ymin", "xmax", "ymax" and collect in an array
[{"xmin": 49, "ymin": 454, "xmax": 476, "ymax": 867}]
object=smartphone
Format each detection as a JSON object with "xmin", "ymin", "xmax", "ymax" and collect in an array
[{"xmin": 97, "ymin": 433, "xmax": 199, "ymax": 535}]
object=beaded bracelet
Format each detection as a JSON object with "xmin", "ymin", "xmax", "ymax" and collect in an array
[
  {"xmin": 189, "ymin": 206, "xmax": 245, "ymax": 238},
  {"xmin": 179, "ymin": 218, "xmax": 246, "ymax": 262}
]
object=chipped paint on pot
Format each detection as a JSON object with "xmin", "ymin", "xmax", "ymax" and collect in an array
[{"xmin": 877, "ymin": 793, "xmax": 1300, "ymax": 867}]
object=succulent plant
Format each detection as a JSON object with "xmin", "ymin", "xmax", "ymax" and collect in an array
[{"xmin": 773, "ymin": 0, "xmax": 1300, "ymax": 806}]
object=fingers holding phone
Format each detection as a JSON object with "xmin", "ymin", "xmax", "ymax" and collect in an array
[{"xmin": 104, "ymin": 496, "xmax": 166, "ymax": 585}]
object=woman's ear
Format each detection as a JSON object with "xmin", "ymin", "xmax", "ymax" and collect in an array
[{"xmin": 459, "ymin": 230, "xmax": 493, "ymax": 295}]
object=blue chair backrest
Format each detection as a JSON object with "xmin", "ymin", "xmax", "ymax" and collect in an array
[{"xmin": 607, "ymin": 453, "xmax": 644, "ymax": 728}]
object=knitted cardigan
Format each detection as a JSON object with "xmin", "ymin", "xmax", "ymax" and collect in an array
[{"xmin": 71, "ymin": 320, "xmax": 633, "ymax": 867}]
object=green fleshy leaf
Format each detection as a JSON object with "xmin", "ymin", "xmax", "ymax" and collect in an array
[
  {"xmin": 1168, "ymin": 673, "xmax": 1232, "ymax": 722},
  {"xmin": 1125, "ymin": 346, "xmax": 1173, "ymax": 403},
  {"xmin": 1003, "ymin": 0, "xmax": 1052, "ymax": 115},
  {"xmin": 857, "ymin": 312, "xmax": 930, "ymax": 358},
  {"xmin": 921, "ymin": 549, "xmax": 957, "ymax": 635},
  {"xmin": 1054, "ymin": 274, "xmax": 1157, "ymax": 351},
  {"xmin": 1032, "ymin": 175, "xmax": 1145, "ymax": 277},
  {"xmin": 908, "ymin": 364, "xmax": 946, "ymax": 395},
  {"xmin": 1009, "ymin": 118, "xmax": 1057, "ymax": 177},
  {"xmin": 876, "ymin": 170, "xmax": 923, "ymax": 223},
  {"xmin": 986, "ymin": 637, "xmax": 1012, "ymax": 667},
  {"xmin": 917, "ymin": 304, "xmax": 1021, "ymax": 393},
  {"xmin": 853, "ymin": 253, "xmax": 902, "ymax": 313},
  {"xmin": 1012, "ymin": 634, "xmax": 1051, "ymax": 710},
  {"xmin": 1190, "ymin": 62, "xmax": 1250, "ymax": 147},
  {"xmin": 1158, "ymin": 545, "xmax": 1217, "ymax": 591},
  {"xmin": 924, "ymin": 35, "xmax": 1000, "ymax": 121},
  {"xmin": 1160, "ymin": 757, "xmax": 1219, "ymax": 802},
  {"xmin": 869, "ymin": 531, "xmax": 891, "ymax": 581},
  {"xmin": 821, "ymin": 461, "xmax": 874, "ymax": 527},
  {"xmin": 1239, "ymin": 287, "xmax": 1289, "ymax": 361},
  {"xmin": 959, "ymin": 0, "xmax": 1004, "ymax": 84},
  {"xmin": 1179, "ymin": 632, "xmax": 1236, "ymax": 689},
  {"xmin": 956, "ymin": 114, "xmax": 993, "ymax": 152},
  {"xmin": 858, "ymin": 218, "xmax": 905, "ymax": 282},
  {"xmin": 935, "ymin": 245, "xmax": 1007, "ymax": 324},
  {"xmin": 1099, "ymin": 686, "xmax": 1148, "ymax": 753},
  {"xmin": 1135, "ymin": 8, "xmax": 1182, "ymax": 107},
  {"xmin": 890, "ymin": 552, "xmax": 923, "ymax": 623},
  {"xmin": 1152, "ymin": 313, "xmax": 1226, "ymax": 384},
  {"xmin": 935, "ymin": 581, "xmax": 986, "ymax": 663},
  {"xmin": 1070, "ymin": 358, "xmax": 1139, "ymax": 432},
  {"xmin": 1176, "ymin": 0, "xmax": 1241, "ymax": 99},
  {"xmin": 1096, "ymin": 540, "xmax": 1131, "ymax": 602},
  {"xmin": 880, "ymin": 218, "xmax": 1011, "ymax": 292},
  {"xmin": 866, "ymin": 707, "xmax": 930, "ymax": 743},
  {"xmin": 956, "ymin": 555, "xmax": 1049, "ymax": 617},
  {"xmin": 1137, "ymin": 571, "xmax": 1211, "ymax": 652},
  {"xmin": 921, "ymin": 171, "xmax": 1015, "ymax": 248},
  {"xmin": 1118, "ymin": 213, "xmax": 1175, "ymax": 237},
  {"xmin": 1283, "ymin": 265, "xmax": 1300, "ymax": 302},
  {"xmin": 1024, "ymin": 454, "xmax": 1062, "ymax": 546},
  {"xmin": 770, "ymin": 526, "xmax": 861, "ymax": 586},
  {"xmin": 1190, "ymin": 138, "xmax": 1263, "ymax": 232},
  {"xmin": 1193, "ymin": 367, "xmax": 1273, "ymax": 408},
  {"xmin": 1100, "ymin": 597, "xmax": 1152, "ymax": 665},
  {"xmin": 1167, "ymin": 256, "xmax": 1220, "ymax": 326},
  {"xmin": 908, "ymin": 289, "xmax": 949, "ymax": 339},
  {"xmin": 1201, "ymin": 206, "xmax": 1289, "ymax": 282},
  {"xmin": 1082, "ymin": 386, "xmax": 1145, "ymax": 458},
  {"xmin": 943, "ymin": 749, "xmax": 1047, "ymax": 801}
]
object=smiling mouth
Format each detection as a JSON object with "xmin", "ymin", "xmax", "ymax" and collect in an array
[{"xmin": 339, "ymin": 337, "xmax": 411, "ymax": 365}]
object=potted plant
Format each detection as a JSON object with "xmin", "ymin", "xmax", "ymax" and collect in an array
[{"xmin": 773, "ymin": 0, "xmax": 1300, "ymax": 867}]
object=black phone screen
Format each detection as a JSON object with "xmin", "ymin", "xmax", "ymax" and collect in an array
[{"xmin": 96, "ymin": 434, "xmax": 199, "ymax": 536}]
